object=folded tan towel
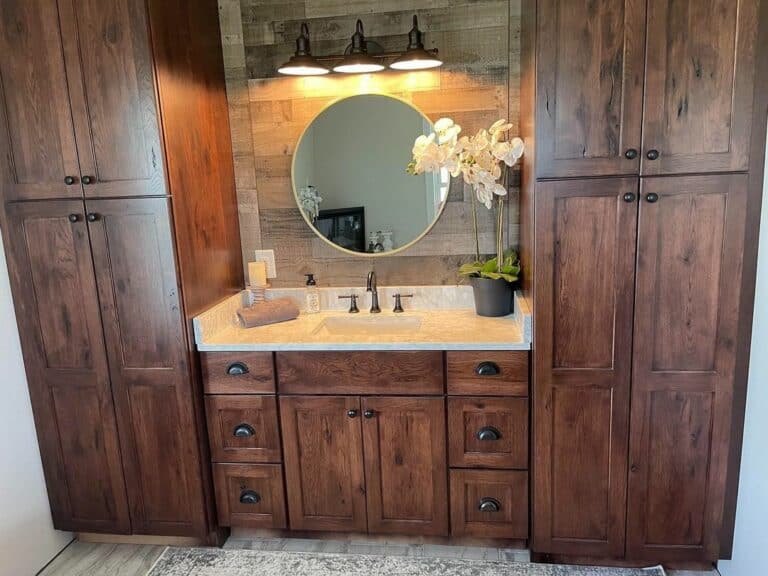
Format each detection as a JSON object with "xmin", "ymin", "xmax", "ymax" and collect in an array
[{"xmin": 237, "ymin": 297, "xmax": 300, "ymax": 328}]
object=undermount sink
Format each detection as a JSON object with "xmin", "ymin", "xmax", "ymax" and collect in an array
[{"xmin": 312, "ymin": 315, "xmax": 423, "ymax": 337}]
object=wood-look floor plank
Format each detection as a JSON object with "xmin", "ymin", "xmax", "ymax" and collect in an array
[{"xmin": 39, "ymin": 542, "xmax": 165, "ymax": 576}]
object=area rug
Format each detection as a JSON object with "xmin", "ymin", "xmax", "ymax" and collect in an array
[{"xmin": 147, "ymin": 547, "xmax": 666, "ymax": 576}]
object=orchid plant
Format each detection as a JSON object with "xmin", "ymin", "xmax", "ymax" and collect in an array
[{"xmin": 407, "ymin": 117, "xmax": 524, "ymax": 282}]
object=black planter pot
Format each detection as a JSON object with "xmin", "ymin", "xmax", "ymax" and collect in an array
[{"xmin": 469, "ymin": 276, "xmax": 514, "ymax": 317}]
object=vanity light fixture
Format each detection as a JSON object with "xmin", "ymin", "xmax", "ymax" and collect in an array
[
  {"xmin": 389, "ymin": 16, "xmax": 443, "ymax": 71},
  {"xmin": 332, "ymin": 20, "xmax": 386, "ymax": 74},
  {"xmin": 277, "ymin": 16, "xmax": 442, "ymax": 76},
  {"xmin": 277, "ymin": 23, "xmax": 329, "ymax": 76}
]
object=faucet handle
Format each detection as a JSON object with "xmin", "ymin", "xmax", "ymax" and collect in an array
[
  {"xmin": 392, "ymin": 293, "xmax": 413, "ymax": 313},
  {"xmin": 338, "ymin": 294, "xmax": 360, "ymax": 314}
]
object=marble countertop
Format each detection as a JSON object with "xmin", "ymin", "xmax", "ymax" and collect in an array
[{"xmin": 194, "ymin": 288, "xmax": 531, "ymax": 352}]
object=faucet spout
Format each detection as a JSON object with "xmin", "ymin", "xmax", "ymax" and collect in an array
[{"xmin": 366, "ymin": 271, "xmax": 381, "ymax": 313}]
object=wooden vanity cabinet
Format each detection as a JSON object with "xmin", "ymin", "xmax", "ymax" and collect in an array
[{"xmin": 0, "ymin": 0, "xmax": 242, "ymax": 539}]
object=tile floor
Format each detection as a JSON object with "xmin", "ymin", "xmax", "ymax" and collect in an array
[{"xmin": 38, "ymin": 537, "xmax": 720, "ymax": 575}]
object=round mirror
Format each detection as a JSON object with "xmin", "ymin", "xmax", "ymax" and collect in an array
[{"xmin": 292, "ymin": 94, "xmax": 449, "ymax": 256}]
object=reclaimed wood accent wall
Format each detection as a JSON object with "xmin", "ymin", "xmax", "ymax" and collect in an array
[{"xmin": 219, "ymin": 0, "xmax": 519, "ymax": 286}]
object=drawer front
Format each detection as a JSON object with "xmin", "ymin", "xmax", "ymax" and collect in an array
[
  {"xmin": 213, "ymin": 464, "xmax": 287, "ymax": 529},
  {"xmin": 276, "ymin": 351, "xmax": 443, "ymax": 395},
  {"xmin": 205, "ymin": 395, "xmax": 281, "ymax": 463},
  {"xmin": 450, "ymin": 469, "xmax": 528, "ymax": 539},
  {"xmin": 201, "ymin": 352, "xmax": 275, "ymax": 394},
  {"xmin": 448, "ymin": 397, "xmax": 528, "ymax": 469},
  {"xmin": 446, "ymin": 351, "xmax": 529, "ymax": 396}
]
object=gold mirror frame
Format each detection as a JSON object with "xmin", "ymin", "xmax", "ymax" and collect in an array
[{"xmin": 291, "ymin": 93, "xmax": 448, "ymax": 258}]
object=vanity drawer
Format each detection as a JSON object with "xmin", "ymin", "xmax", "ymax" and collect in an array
[
  {"xmin": 446, "ymin": 351, "xmax": 528, "ymax": 396},
  {"xmin": 213, "ymin": 463, "xmax": 287, "ymax": 529},
  {"xmin": 205, "ymin": 395, "xmax": 281, "ymax": 463},
  {"xmin": 276, "ymin": 351, "xmax": 443, "ymax": 395},
  {"xmin": 448, "ymin": 397, "xmax": 528, "ymax": 469},
  {"xmin": 449, "ymin": 469, "xmax": 528, "ymax": 539},
  {"xmin": 201, "ymin": 351, "xmax": 275, "ymax": 394}
]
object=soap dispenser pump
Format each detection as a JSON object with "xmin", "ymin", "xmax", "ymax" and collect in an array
[{"xmin": 304, "ymin": 273, "xmax": 320, "ymax": 313}]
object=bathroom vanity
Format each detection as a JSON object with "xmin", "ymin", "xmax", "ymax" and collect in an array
[{"xmin": 195, "ymin": 290, "xmax": 532, "ymax": 544}]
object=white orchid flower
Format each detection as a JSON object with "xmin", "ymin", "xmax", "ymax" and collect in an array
[{"xmin": 434, "ymin": 117, "xmax": 455, "ymax": 132}]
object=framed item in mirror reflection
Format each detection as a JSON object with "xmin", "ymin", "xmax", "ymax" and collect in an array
[
  {"xmin": 315, "ymin": 207, "xmax": 365, "ymax": 252},
  {"xmin": 292, "ymin": 94, "xmax": 449, "ymax": 256}
]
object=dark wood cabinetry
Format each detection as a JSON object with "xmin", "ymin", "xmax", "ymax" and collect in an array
[
  {"xmin": 0, "ymin": 0, "xmax": 242, "ymax": 540},
  {"xmin": 532, "ymin": 178, "xmax": 636, "ymax": 558},
  {"xmin": 530, "ymin": 0, "xmax": 760, "ymax": 179},
  {"xmin": 523, "ymin": 0, "xmax": 766, "ymax": 566},
  {"xmin": 3, "ymin": 201, "xmax": 130, "ymax": 533},
  {"xmin": 362, "ymin": 397, "xmax": 448, "ymax": 536},
  {"xmin": 626, "ymin": 175, "xmax": 748, "ymax": 562},
  {"xmin": 280, "ymin": 396, "xmax": 367, "ymax": 533}
]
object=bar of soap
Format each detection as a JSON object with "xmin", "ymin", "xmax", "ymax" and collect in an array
[{"xmin": 248, "ymin": 261, "xmax": 268, "ymax": 287}]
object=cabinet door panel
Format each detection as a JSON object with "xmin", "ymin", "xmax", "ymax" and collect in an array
[
  {"xmin": 533, "ymin": 178, "xmax": 637, "ymax": 557},
  {"xmin": 627, "ymin": 175, "xmax": 747, "ymax": 562},
  {"xmin": 279, "ymin": 396, "xmax": 367, "ymax": 532},
  {"xmin": 87, "ymin": 198, "xmax": 205, "ymax": 536},
  {"xmin": 59, "ymin": 0, "xmax": 166, "ymax": 197},
  {"xmin": 3, "ymin": 201, "xmax": 129, "ymax": 533},
  {"xmin": 362, "ymin": 397, "xmax": 448, "ymax": 536},
  {"xmin": 535, "ymin": 0, "xmax": 646, "ymax": 177},
  {"xmin": 642, "ymin": 0, "xmax": 759, "ymax": 174},
  {"xmin": 0, "ymin": 1, "xmax": 82, "ymax": 201}
]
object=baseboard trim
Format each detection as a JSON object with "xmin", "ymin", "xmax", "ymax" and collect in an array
[{"xmin": 76, "ymin": 532, "xmax": 206, "ymax": 547}]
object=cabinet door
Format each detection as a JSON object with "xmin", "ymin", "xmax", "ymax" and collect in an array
[
  {"xmin": 641, "ymin": 0, "xmax": 759, "ymax": 175},
  {"xmin": 2, "ymin": 201, "xmax": 130, "ymax": 533},
  {"xmin": 0, "ymin": 1, "xmax": 82, "ymax": 201},
  {"xmin": 535, "ymin": 0, "xmax": 646, "ymax": 178},
  {"xmin": 627, "ymin": 175, "xmax": 747, "ymax": 562},
  {"xmin": 86, "ymin": 197, "xmax": 205, "ymax": 536},
  {"xmin": 362, "ymin": 397, "xmax": 448, "ymax": 536},
  {"xmin": 533, "ymin": 178, "xmax": 638, "ymax": 558},
  {"xmin": 58, "ymin": 0, "xmax": 166, "ymax": 197},
  {"xmin": 279, "ymin": 396, "xmax": 367, "ymax": 532}
]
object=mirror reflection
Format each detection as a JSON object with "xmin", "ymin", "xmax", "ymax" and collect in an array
[{"xmin": 293, "ymin": 94, "xmax": 449, "ymax": 255}]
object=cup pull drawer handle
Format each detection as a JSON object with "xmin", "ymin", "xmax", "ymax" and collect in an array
[
  {"xmin": 233, "ymin": 423, "xmax": 255, "ymax": 438},
  {"xmin": 478, "ymin": 497, "xmax": 501, "ymax": 512},
  {"xmin": 239, "ymin": 490, "xmax": 261, "ymax": 505},
  {"xmin": 476, "ymin": 426, "xmax": 502, "ymax": 441},
  {"xmin": 475, "ymin": 361, "xmax": 500, "ymax": 376},
  {"xmin": 227, "ymin": 362, "xmax": 249, "ymax": 375}
]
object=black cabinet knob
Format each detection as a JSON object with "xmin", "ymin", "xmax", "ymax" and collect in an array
[
  {"xmin": 476, "ymin": 426, "xmax": 502, "ymax": 441},
  {"xmin": 81, "ymin": 175, "xmax": 94, "ymax": 185},
  {"xmin": 624, "ymin": 148, "xmax": 638, "ymax": 160},
  {"xmin": 68, "ymin": 214, "xmax": 80, "ymax": 223},
  {"xmin": 239, "ymin": 490, "xmax": 261, "ymax": 505},
  {"xmin": 646, "ymin": 149, "xmax": 660, "ymax": 160},
  {"xmin": 475, "ymin": 361, "xmax": 500, "ymax": 376},
  {"xmin": 226, "ymin": 362, "xmax": 249, "ymax": 375},
  {"xmin": 622, "ymin": 192, "xmax": 636, "ymax": 203},
  {"xmin": 363, "ymin": 409, "xmax": 375, "ymax": 419},
  {"xmin": 233, "ymin": 423, "xmax": 255, "ymax": 438},
  {"xmin": 347, "ymin": 409, "xmax": 359, "ymax": 418},
  {"xmin": 64, "ymin": 176, "xmax": 76, "ymax": 185},
  {"xmin": 645, "ymin": 192, "xmax": 660, "ymax": 203},
  {"xmin": 478, "ymin": 497, "xmax": 501, "ymax": 513},
  {"xmin": 86, "ymin": 213, "xmax": 98, "ymax": 222}
]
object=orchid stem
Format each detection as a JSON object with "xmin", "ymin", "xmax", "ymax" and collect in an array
[
  {"xmin": 471, "ymin": 189, "xmax": 480, "ymax": 262},
  {"xmin": 497, "ymin": 196, "xmax": 504, "ymax": 273}
]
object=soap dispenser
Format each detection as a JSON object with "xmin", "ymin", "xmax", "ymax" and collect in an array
[{"xmin": 304, "ymin": 273, "xmax": 320, "ymax": 314}]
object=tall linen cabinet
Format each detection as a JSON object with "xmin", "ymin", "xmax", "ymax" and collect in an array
[
  {"xmin": 0, "ymin": 0, "xmax": 243, "ymax": 540},
  {"xmin": 521, "ymin": 0, "xmax": 768, "ymax": 567}
]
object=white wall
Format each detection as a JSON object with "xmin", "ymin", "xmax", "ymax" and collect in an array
[
  {"xmin": 719, "ymin": 132, "xmax": 768, "ymax": 576},
  {"xmin": 0, "ymin": 234, "xmax": 72, "ymax": 576}
]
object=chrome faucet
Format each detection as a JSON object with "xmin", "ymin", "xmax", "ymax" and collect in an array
[{"xmin": 366, "ymin": 271, "xmax": 381, "ymax": 313}]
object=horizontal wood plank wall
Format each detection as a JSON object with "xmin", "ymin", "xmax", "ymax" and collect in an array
[{"xmin": 218, "ymin": 0, "xmax": 519, "ymax": 286}]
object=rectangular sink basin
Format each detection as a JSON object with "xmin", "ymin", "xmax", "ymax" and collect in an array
[{"xmin": 313, "ymin": 315, "xmax": 422, "ymax": 337}]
